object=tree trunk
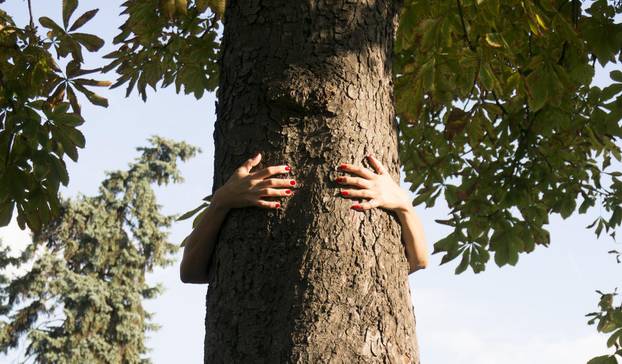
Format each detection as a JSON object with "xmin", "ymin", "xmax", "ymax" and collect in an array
[{"xmin": 206, "ymin": 0, "xmax": 420, "ymax": 362}]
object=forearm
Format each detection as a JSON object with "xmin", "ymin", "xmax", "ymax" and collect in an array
[
  {"xmin": 395, "ymin": 206, "xmax": 429, "ymax": 274},
  {"xmin": 179, "ymin": 201, "xmax": 229, "ymax": 284}
]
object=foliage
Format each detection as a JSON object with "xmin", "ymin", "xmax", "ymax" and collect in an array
[
  {"xmin": 393, "ymin": 0, "xmax": 622, "ymax": 275},
  {"xmin": 587, "ymin": 288, "xmax": 622, "ymax": 363},
  {"xmin": 102, "ymin": 0, "xmax": 221, "ymax": 101},
  {"xmin": 0, "ymin": 0, "xmax": 221, "ymax": 234},
  {"xmin": 0, "ymin": 1, "xmax": 109, "ymax": 233},
  {"xmin": 0, "ymin": 136, "xmax": 198, "ymax": 363},
  {"xmin": 586, "ymin": 250, "xmax": 622, "ymax": 363}
]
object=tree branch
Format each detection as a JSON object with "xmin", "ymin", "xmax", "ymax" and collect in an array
[{"xmin": 27, "ymin": 0, "xmax": 34, "ymax": 28}]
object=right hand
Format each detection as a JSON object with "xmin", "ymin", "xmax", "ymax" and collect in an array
[{"xmin": 211, "ymin": 153, "xmax": 297, "ymax": 210}]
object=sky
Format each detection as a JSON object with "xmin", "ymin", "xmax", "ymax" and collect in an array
[{"xmin": 1, "ymin": 1, "xmax": 621, "ymax": 363}]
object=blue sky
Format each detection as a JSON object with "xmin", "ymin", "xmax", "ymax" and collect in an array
[{"xmin": 1, "ymin": 1, "xmax": 621, "ymax": 363}]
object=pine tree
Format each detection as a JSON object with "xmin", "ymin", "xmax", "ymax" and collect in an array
[{"xmin": 0, "ymin": 136, "xmax": 198, "ymax": 363}]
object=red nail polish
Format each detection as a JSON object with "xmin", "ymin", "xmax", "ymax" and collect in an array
[
  {"xmin": 285, "ymin": 190, "xmax": 292, "ymax": 195},
  {"xmin": 340, "ymin": 191, "xmax": 349, "ymax": 196},
  {"xmin": 351, "ymin": 204, "xmax": 362, "ymax": 210},
  {"xmin": 290, "ymin": 180, "xmax": 296, "ymax": 186},
  {"xmin": 336, "ymin": 177, "xmax": 345, "ymax": 183},
  {"xmin": 338, "ymin": 163, "xmax": 348, "ymax": 170},
  {"xmin": 275, "ymin": 203, "xmax": 281, "ymax": 208},
  {"xmin": 284, "ymin": 165, "xmax": 291, "ymax": 171}
]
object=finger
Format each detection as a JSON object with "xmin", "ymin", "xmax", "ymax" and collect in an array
[
  {"xmin": 337, "ymin": 163, "xmax": 375, "ymax": 179},
  {"xmin": 252, "ymin": 165, "xmax": 291, "ymax": 179},
  {"xmin": 255, "ymin": 178, "xmax": 297, "ymax": 188},
  {"xmin": 366, "ymin": 154, "xmax": 387, "ymax": 175},
  {"xmin": 351, "ymin": 199, "xmax": 380, "ymax": 211},
  {"xmin": 240, "ymin": 153, "xmax": 262, "ymax": 173},
  {"xmin": 335, "ymin": 175, "xmax": 371, "ymax": 189},
  {"xmin": 339, "ymin": 189, "xmax": 374, "ymax": 199},
  {"xmin": 257, "ymin": 188, "xmax": 293, "ymax": 198},
  {"xmin": 255, "ymin": 200, "xmax": 281, "ymax": 209}
]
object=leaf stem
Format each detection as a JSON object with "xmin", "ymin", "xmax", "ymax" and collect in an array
[{"xmin": 456, "ymin": 0, "xmax": 475, "ymax": 51}]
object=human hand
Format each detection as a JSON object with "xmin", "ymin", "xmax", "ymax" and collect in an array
[
  {"xmin": 335, "ymin": 155, "xmax": 410, "ymax": 213},
  {"xmin": 211, "ymin": 153, "xmax": 297, "ymax": 210}
]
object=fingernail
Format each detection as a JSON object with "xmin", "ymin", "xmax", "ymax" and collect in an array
[
  {"xmin": 351, "ymin": 204, "xmax": 362, "ymax": 210},
  {"xmin": 290, "ymin": 180, "xmax": 296, "ymax": 186},
  {"xmin": 340, "ymin": 191, "xmax": 349, "ymax": 196},
  {"xmin": 338, "ymin": 163, "xmax": 348, "ymax": 170},
  {"xmin": 275, "ymin": 202, "xmax": 281, "ymax": 208},
  {"xmin": 284, "ymin": 165, "xmax": 291, "ymax": 171},
  {"xmin": 336, "ymin": 177, "xmax": 345, "ymax": 183},
  {"xmin": 285, "ymin": 190, "xmax": 292, "ymax": 195}
]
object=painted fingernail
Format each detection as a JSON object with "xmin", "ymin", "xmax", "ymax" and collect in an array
[
  {"xmin": 351, "ymin": 204, "xmax": 362, "ymax": 210},
  {"xmin": 275, "ymin": 202, "xmax": 281, "ymax": 208},
  {"xmin": 340, "ymin": 191, "xmax": 349, "ymax": 196},
  {"xmin": 285, "ymin": 190, "xmax": 292, "ymax": 195},
  {"xmin": 336, "ymin": 177, "xmax": 345, "ymax": 183},
  {"xmin": 338, "ymin": 163, "xmax": 348, "ymax": 170},
  {"xmin": 284, "ymin": 165, "xmax": 291, "ymax": 171},
  {"xmin": 290, "ymin": 180, "xmax": 296, "ymax": 186}
]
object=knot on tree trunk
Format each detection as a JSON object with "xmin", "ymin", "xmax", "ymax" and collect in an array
[{"xmin": 265, "ymin": 64, "xmax": 347, "ymax": 118}]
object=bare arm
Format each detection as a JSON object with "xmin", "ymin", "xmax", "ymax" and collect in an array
[
  {"xmin": 395, "ymin": 206, "xmax": 429, "ymax": 274},
  {"xmin": 335, "ymin": 155, "xmax": 429, "ymax": 275},
  {"xmin": 179, "ymin": 153, "xmax": 296, "ymax": 284},
  {"xmin": 179, "ymin": 200, "xmax": 230, "ymax": 284}
]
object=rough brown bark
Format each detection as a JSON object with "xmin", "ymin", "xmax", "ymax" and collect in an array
[{"xmin": 206, "ymin": 0, "xmax": 420, "ymax": 362}]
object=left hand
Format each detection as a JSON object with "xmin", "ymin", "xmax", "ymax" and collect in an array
[{"xmin": 335, "ymin": 154, "xmax": 410, "ymax": 212}]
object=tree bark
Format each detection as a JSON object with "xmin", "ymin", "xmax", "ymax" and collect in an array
[{"xmin": 206, "ymin": 0, "xmax": 420, "ymax": 362}]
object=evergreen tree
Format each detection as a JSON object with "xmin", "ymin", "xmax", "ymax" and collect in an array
[{"xmin": 0, "ymin": 136, "xmax": 198, "ymax": 363}]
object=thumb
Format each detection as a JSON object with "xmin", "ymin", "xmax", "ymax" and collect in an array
[{"xmin": 241, "ymin": 152, "xmax": 262, "ymax": 173}]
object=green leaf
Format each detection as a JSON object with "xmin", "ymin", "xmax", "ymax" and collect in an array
[
  {"xmin": 66, "ymin": 86, "xmax": 81, "ymax": 114},
  {"xmin": 71, "ymin": 33, "xmax": 104, "ymax": 52},
  {"xmin": 39, "ymin": 16, "xmax": 64, "ymax": 33},
  {"xmin": 69, "ymin": 9, "xmax": 98, "ymax": 32},
  {"xmin": 192, "ymin": 205, "xmax": 209, "ymax": 228},
  {"xmin": 54, "ymin": 112, "xmax": 84, "ymax": 127},
  {"xmin": 490, "ymin": 228, "xmax": 519, "ymax": 267},
  {"xmin": 49, "ymin": 155, "xmax": 70, "ymax": 186},
  {"xmin": 606, "ymin": 329, "xmax": 622, "ymax": 348},
  {"xmin": 177, "ymin": 202, "xmax": 209, "ymax": 221},
  {"xmin": 63, "ymin": 127, "xmax": 86, "ymax": 148},
  {"xmin": 587, "ymin": 355, "xmax": 617, "ymax": 364},
  {"xmin": 525, "ymin": 68, "xmax": 548, "ymax": 111},
  {"xmin": 454, "ymin": 248, "xmax": 471, "ymax": 274},
  {"xmin": 478, "ymin": 64, "xmax": 496, "ymax": 91},
  {"xmin": 62, "ymin": 0, "xmax": 79, "ymax": 29},
  {"xmin": 0, "ymin": 200, "xmax": 14, "ymax": 226},
  {"xmin": 84, "ymin": 92, "xmax": 108, "ymax": 107},
  {"xmin": 611, "ymin": 70, "xmax": 622, "ymax": 83},
  {"xmin": 559, "ymin": 197, "xmax": 576, "ymax": 219},
  {"xmin": 432, "ymin": 232, "xmax": 459, "ymax": 255}
]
